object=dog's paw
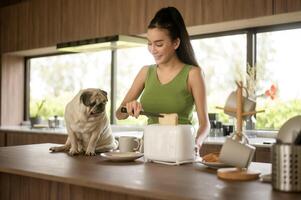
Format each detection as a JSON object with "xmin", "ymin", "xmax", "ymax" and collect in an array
[
  {"xmin": 49, "ymin": 147, "xmax": 55, "ymax": 152},
  {"xmin": 68, "ymin": 148, "xmax": 79, "ymax": 156},
  {"xmin": 85, "ymin": 150, "xmax": 96, "ymax": 156},
  {"xmin": 49, "ymin": 146, "xmax": 60, "ymax": 152}
]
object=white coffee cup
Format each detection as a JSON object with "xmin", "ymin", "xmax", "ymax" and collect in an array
[
  {"xmin": 219, "ymin": 133, "xmax": 256, "ymax": 168},
  {"xmin": 118, "ymin": 136, "xmax": 140, "ymax": 152},
  {"xmin": 224, "ymin": 91, "xmax": 256, "ymax": 119}
]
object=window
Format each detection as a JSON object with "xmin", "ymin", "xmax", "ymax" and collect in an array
[
  {"xmin": 116, "ymin": 47, "xmax": 153, "ymax": 125},
  {"xmin": 29, "ymin": 51, "xmax": 111, "ymax": 120},
  {"xmin": 28, "ymin": 24, "xmax": 301, "ymax": 131},
  {"xmin": 191, "ymin": 34, "xmax": 247, "ymax": 125},
  {"xmin": 255, "ymin": 28, "xmax": 301, "ymax": 129}
]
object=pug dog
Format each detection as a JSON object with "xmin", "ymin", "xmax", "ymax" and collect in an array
[{"xmin": 49, "ymin": 88, "xmax": 118, "ymax": 156}]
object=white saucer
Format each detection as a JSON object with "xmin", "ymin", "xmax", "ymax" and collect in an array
[
  {"xmin": 100, "ymin": 152, "xmax": 143, "ymax": 162},
  {"xmin": 200, "ymin": 160, "xmax": 233, "ymax": 169}
]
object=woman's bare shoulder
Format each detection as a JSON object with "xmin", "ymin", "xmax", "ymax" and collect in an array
[
  {"xmin": 138, "ymin": 65, "xmax": 152, "ymax": 76},
  {"xmin": 188, "ymin": 66, "xmax": 204, "ymax": 78}
]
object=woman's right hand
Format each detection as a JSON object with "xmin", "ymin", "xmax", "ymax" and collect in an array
[{"xmin": 125, "ymin": 101, "xmax": 143, "ymax": 118}]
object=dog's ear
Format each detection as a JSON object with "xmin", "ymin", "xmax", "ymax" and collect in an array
[
  {"xmin": 80, "ymin": 92, "xmax": 92, "ymax": 106},
  {"xmin": 100, "ymin": 90, "xmax": 107, "ymax": 97}
]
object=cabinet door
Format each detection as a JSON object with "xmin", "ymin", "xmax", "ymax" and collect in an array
[
  {"xmin": 223, "ymin": 0, "xmax": 273, "ymax": 21},
  {"xmin": 0, "ymin": 4, "xmax": 18, "ymax": 52},
  {"xmin": 0, "ymin": 132, "xmax": 5, "ymax": 147},
  {"xmin": 99, "ymin": 0, "xmax": 146, "ymax": 36},
  {"xmin": 26, "ymin": 0, "xmax": 62, "ymax": 49},
  {"xmin": 255, "ymin": 147, "xmax": 271, "ymax": 163},
  {"xmin": 0, "ymin": 0, "xmax": 62, "ymax": 52},
  {"xmin": 6, "ymin": 132, "xmax": 67, "ymax": 146},
  {"xmin": 61, "ymin": 0, "xmax": 146, "ymax": 42},
  {"xmin": 1, "ymin": 55, "xmax": 24, "ymax": 126},
  {"xmin": 145, "ymin": 0, "xmax": 200, "ymax": 27},
  {"xmin": 274, "ymin": 0, "xmax": 301, "ymax": 13}
]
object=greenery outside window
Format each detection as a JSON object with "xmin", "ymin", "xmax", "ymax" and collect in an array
[
  {"xmin": 28, "ymin": 25, "xmax": 301, "ymax": 131},
  {"xmin": 255, "ymin": 28, "xmax": 301, "ymax": 129},
  {"xmin": 191, "ymin": 34, "xmax": 247, "ymax": 125},
  {"xmin": 29, "ymin": 51, "xmax": 111, "ymax": 120}
]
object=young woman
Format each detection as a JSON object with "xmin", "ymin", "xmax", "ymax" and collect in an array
[{"xmin": 116, "ymin": 7, "xmax": 210, "ymax": 152}]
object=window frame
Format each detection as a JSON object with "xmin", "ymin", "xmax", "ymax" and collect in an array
[{"xmin": 25, "ymin": 22, "xmax": 301, "ymax": 128}]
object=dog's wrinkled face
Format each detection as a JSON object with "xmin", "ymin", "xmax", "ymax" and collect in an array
[{"xmin": 80, "ymin": 89, "xmax": 108, "ymax": 117}]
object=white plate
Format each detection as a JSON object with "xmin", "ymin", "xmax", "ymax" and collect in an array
[
  {"xmin": 100, "ymin": 152, "xmax": 143, "ymax": 162},
  {"xmin": 200, "ymin": 161, "xmax": 233, "ymax": 169}
]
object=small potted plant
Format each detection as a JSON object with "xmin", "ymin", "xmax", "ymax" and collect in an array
[{"xmin": 30, "ymin": 99, "xmax": 46, "ymax": 127}]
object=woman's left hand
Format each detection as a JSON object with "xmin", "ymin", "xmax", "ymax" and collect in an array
[
  {"xmin": 194, "ymin": 137, "xmax": 202, "ymax": 157},
  {"xmin": 195, "ymin": 128, "xmax": 208, "ymax": 157}
]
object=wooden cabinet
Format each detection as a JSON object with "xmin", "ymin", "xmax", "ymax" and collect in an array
[
  {"xmin": 26, "ymin": 0, "xmax": 62, "ymax": 49},
  {"xmin": 5, "ymin": 132, "xmax": 67, "ymax": 146},
  {"xmin": 255, "ymin": 147, "xmax": 272, "ymax": 163},
  {"xmin": 61, "ymin": 0, "xmax": 146, "ymax": 42},
  {"xmin": 223, "ymin": 0, "xmax": 273, "ymax": 21},
  {"xmin": 1, "ymin": 55, "xmax": 24, "ymax": 126},
  {"xmin": 2, "ymin": 0, "xmax": 301, "ymax": 53},
  {"xmin": 61, "ymin": 0, "xmax": 101, "ymax": 42},
  {"xmin": 146, "ymin": 0, "xmax": 273, "ymax": 27},
  {"xmin": 1, "ymin": 0, "xmax": 62, "ymax": 52},
  {"xmin": 145, "ymin": 0, "xmax": 201, "ymax": 27},
  {"xmin": 0, "ymin": 4, "xmax": 18, "ymax": 53},
  {"xmin": 200, "ymin": 143, "xmax": 271, "ymax": 163},
  {"xmin": 274, "ymin": 0, "xmax": 301, "ymax": 14},
  {"xmin": 0, "ymin": 132, "xmax": 5, "ymax": 147}
]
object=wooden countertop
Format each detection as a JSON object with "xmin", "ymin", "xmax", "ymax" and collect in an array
[
  {"xmin": 0, "ymin": 126, "xmax": 275, "ymax": 147},
  {"xmin": 0, "ymin": 143, "xmax": 298, "ymax": 200}
]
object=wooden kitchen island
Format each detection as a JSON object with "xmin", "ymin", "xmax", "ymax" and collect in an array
[{"xmin": 0, "ymin": 144, "xmax": 299, "ymax": 200}]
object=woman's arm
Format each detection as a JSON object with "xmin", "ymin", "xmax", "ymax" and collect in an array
[
  {"xmin": 115, "ymin": 66, "xmax": 149, "ymax": 120},
  {"xmin": 188, "ymin": 67, "xmax": 210, "ymax": 150}
]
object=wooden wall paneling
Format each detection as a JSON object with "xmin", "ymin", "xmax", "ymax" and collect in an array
[
  {"xmin": 27, "ymin": 0, "xmax": 62, "ymax": 49},
  {"xmin": 0, "ymin": 173, "xmax": 152, "ymax": 200},
  {"xmin": 0, "ymin": 173, "xmax": 10, "ymax": 200},
  {"xmin": 223, "ymin": 0, "xmax": 273, "ymax": 22},
  {"xmin": 6, "ymin": 132, "xmax": 67, "ymax": 146},
  {"xmin": 0, "ymin": 0, "xmax": 28, "ymax": 8},
  {"xmin": 145, "ymin": 0, "xmax": 200, "ymax": 28},
  {"xmin": 0, "ymin": 132, "xmax": 5, "ymax": 146},
  {"xmin": 1, "ymin": 55, "xmax": 24, "ymax": 125},
  {"xmin": 199, "ymin": 0, "xmax": 224, "ymax": 24},
  {"xmin": 274, "ymin": 0, "xmax": 301, "ymax": 14},
  {"xmin": 0, "ymin": 5, "xmax": 19, "ymax": 53},
  {"xmin": 17, "ymin": 2, "xmax": 30, "ymax": 51},
  {"xmin": 61, "ymin": 0, "xmax": 100, "ymax": 42},
  {"xmin": 99, "ymin": 0, "xmax": 147, "ymax": 36},
  {"xmin": 61, "ymin": 0, "xmax": 147, "ymax": 41}
]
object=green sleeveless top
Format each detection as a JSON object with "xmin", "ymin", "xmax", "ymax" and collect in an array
[{"xmin": 140, "ymin": 65, "xmax": 194, "ymax": 124}]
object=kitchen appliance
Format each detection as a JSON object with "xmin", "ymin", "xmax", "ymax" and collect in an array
[
  {"xmin": 272, "ymin": 115, "xmax": 301, "ymax": 192},
  {"xmin": 57, "ymin": 35, "xmax": 147, "ymax": 52},
  {"xmin": 143, "ymin": 124, "xmax": 195, "ymax": 165},
  {"xmin": 48, "ymin": 115, "xmax": 64, "ymax": 128}
]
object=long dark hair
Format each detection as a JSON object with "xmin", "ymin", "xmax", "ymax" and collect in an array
[{"xmin": 148, "ymin": 7, "xmax": 199, "ymax": 67}]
